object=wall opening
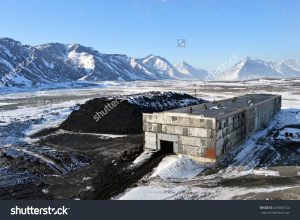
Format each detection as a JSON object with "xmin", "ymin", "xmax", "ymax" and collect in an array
[{"xmin": 160, "ymin": 140, "xmax": 174, "ymax": 153}]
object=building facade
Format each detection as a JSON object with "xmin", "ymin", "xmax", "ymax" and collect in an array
[{"xmin": 143, "ymin": 94, "xmax": 281, "ymax": 163}]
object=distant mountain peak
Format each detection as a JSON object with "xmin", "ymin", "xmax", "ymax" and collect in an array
[
  {"xmin": 0, "ymin": 37, "xmax": 23, "ymax": 47},
  {"xmin": 218, "ymin": 56, "xmax": 300, "ymax": 81},
  {"xmin": 1, "ymin": 37, "xmax": 299, "ymax": 89},
  {"xmin": 284, "ymin": 59, "xmax": 300, "ymax": 71},
  {"xmin": 0, "ymin": 37, "xmax": 212, "ymax": 89},
  {"xmin": 174, "ymin": 61, "xmax": 208, "ymax": 80}
]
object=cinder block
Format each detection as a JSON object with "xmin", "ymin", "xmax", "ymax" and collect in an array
[
  {"xmin": 144, "ymin": 132, "xmax": 157, "ymax": 149},
  {"xmin": 166, "ymin": 125, "xmax": 175, "ymax": 134},
  {"xmin": 191, "ymin": 128, "xmax": 209, "ymax": 137},
  {"xmin": 190, "ymin": 118, "xmax": 200, "ymax": 128},
  {"xmin": 179, "ymin": 136, "xmax": 201, "ymax": 146},
  {"xmin": 183, "ymin": 145, "xmax": 198, "ymax": 156},
  {"xmin": 175, "ymin": 126, "xmax": 183, "ymax": 135},
  {"xmin": 157, "ymin": 124, "xmax": 162, "ymax": 133},
  {"xmin": 183, "ymin": 127, "xmax": 189, "ymax": 136},
  {"xmin": 182, "ymin": 118, "xmax": 190, "ymax": 126},
  {"xmin": 178, "ymin": 144, "xmax": 183, "ymax": 154},
  {"xmin": 200, "ymin": 139, "xmax": 207, "ymax": 147}
]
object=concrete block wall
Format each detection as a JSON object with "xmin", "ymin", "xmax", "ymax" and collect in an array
[
  {"xmin": 143, "ymin": 95, "xmax": 281, "ymax": 163},
  {"xmin": 143, "ymin": 113, "xmax": 217, "ymax": 161},
  {"xmin": 245, "ymin": 95, "xmax": 281, "ymax": 139},
  {"xmin": 215, "ymin": 111, "xmax": 246, "ymax": 157},
  {"xmin": 216, "ymin": 95, "xmax": 282, "ymax": 158}
]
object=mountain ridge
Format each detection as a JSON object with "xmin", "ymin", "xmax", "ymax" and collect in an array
[
  {"xmin": 1, "ymin": 37, "xmax": 300, "ymax": 89},
  {"xmin": 218, "ymin": 56, "xmax": 300, "ymax": 81}
]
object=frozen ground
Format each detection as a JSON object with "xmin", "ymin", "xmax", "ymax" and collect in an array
[
  {"xmin": 0, "ymin": 78, "xmax": 300, "ymax": 199},
  {"xmin": 118, "ymin": 108, "xmax": 300, "ymax": 200}
]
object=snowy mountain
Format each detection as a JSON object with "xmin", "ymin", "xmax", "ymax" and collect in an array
[
  {"xmin": 1, "ymin": 37, "xmax": 300, "ymax": 88},
  {"xmin": 174, "ymin": 61, "xmax": 209, "ymax": 80},
  {"xmin": 218, "ymin": 57, "xmax": 300, "ymax": 81},
  {"xmin": 284, "ymin": 59, "xmax": 300, "ymax": 71},
  {"xmin": 0, "ymin": 38, "xmax": 209, "ymax": 89},
  {"xmin": 0, "ymin": 38, "xmax": 84, "ymax": 88},
  {"xmin": 38, "ymin": 43, "xmax": 155, "ymax": 81},
  {"xmin": 137, "ymin": 55, "xmax": 192, "ymax": 79}
]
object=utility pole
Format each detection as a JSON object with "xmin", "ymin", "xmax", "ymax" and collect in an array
[{"xmin": 193, "ymin": 83, "xmax": 197, "ymax": 97}]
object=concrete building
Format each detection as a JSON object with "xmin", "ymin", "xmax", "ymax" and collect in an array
[{"xmin": 143, "ymin": 94, "xmax": 281, "ymax": 163}]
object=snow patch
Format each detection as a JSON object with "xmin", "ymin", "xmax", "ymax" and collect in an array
[
  {"xmin": 119, "ymin": 186, "xmax": 185, "ymax": 200},
  {"xmin": 253, "ymin": 169, "xmax": 280, "ymax": 177},
  {"xmin": 151, "ymin": 155, "xmax": 204, "ymax": 179},
  {"xmin": 132, "ymin": 150, "xmax": 155, "ymax": 165},
  {"xmin": 118, "ymin": 185, "xmax": 293, "ymax": 200},
  {"xmin": 42, "ymin": 59, "xmax": 55, "ymax": 69},
  {"xmin": 68, "ymin": 51, "xmax": 95, "ymax": 71}
]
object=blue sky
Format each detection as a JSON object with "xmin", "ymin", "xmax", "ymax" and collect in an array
[{"xmin": 0, "ymin": 0, "xmax": 299, "ymax": 70}]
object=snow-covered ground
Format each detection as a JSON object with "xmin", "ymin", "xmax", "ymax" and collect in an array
[
  {"xmin": 0, "ymin": 100, "xmax": 83, "ymax": 146},
  {"xmin": 118, "ymin": 108, "xmax": 300, "ymax": 200},
  {"xmin": 115, "ymin": 79, "xmax": 300, "ymax": 200},
  {"xmin": 1, "ymin": 78, "xmax": 300, "ymax": 198}
]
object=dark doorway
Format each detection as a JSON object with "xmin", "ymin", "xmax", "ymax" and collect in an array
[{"xmin": 160, "ymin": 140, "xmax": 174, "ymax": 153}]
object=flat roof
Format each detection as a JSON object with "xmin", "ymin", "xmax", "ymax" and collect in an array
[{"xmin": 164, "ymin": 94, "xmax": 280, "ymax": 119}]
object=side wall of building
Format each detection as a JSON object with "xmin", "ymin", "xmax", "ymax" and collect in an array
[
  {"xmin": 143, "ymin": 114, "xmax": 217, "ymax": 162},
  {"xmin": 215, "ymin": 111, "xmax": 246, "ymax": 158},
  {"xmin": 216, "ymin": 95, "xmax": 282, "ymax": 159},
  {"xmin": 244, "ymin": 95, "xmax": 281, "ymax": 139}
]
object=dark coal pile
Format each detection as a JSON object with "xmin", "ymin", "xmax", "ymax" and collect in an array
[{"xmin": 59, "ymin": 92, "xmax": 206, "ymax": 134}]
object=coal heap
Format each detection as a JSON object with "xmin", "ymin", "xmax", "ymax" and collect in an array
[{"xmin": 59, "ymin": 91, "xmax": 206, "ymax": 134}]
